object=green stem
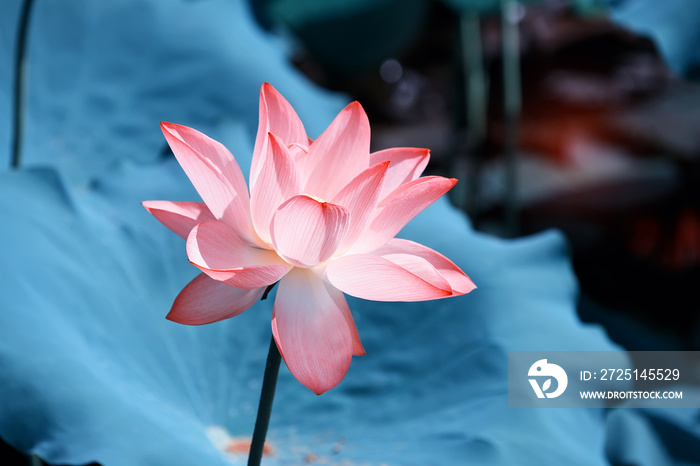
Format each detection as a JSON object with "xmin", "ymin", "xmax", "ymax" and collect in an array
[
  {"xmin": 11, "ymin": 0, "xmax": 35, "ymax": 170},
  {"xmin": 247, "ymin": 336, "xmax": 281, "ymax": 465},
  {"xmin": 247, "ymin": 283, "xmax": 281, "ymax": 466}
]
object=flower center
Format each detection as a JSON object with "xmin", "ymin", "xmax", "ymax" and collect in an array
[{"xmin": 304, "ymin": 194, "xmax": 327, "ymax": 204}]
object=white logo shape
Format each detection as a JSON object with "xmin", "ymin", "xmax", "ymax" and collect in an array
[{"xmin": 528, "ymin": 359, "xmax": 568, "ymax": 398}]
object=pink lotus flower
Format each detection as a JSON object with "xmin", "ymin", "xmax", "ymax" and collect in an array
[{"xmin": 143, "ymin": 84, "xmax": 475, "ymax": 395}]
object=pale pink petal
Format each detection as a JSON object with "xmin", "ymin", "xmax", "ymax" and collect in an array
[
  {"xmin": 162, "ymin": 122, "xmax": 250, "ymax": 205},
  {"xmin": 287, "ymin": 143, "xmax": 309, "ymax": 163},
  {"xmin": 369, "ymin": 147, "xmax": 430, "ymax": 201},
  {"xmin": 187, "ymin": 221, "xmax": 290, "ymax": 289},
  {"xmin": 373, "ymin": 238, "xmax": 476, "ymax": 295},
  {"xmin": 330, "ymin": 161, "xmax": 389, "ymax": 253},
  {"xmin": 272, "ymin": 268, "xmax": 354, "ymax": 395},
  {"xmin": 161, "ymin": 122, "xmax": 256, "ymax": 245},
  {"xmin": 379, "ymin": 253, "xmax": 451, "ymax": 291},
  {"xmin": 251, "ymin": 83, "xmax": 308, "ymax": 189},
  {"xmin": 350, "ymin": 176, "xmax": 458, "ymax": 254},
  {"xmin": 330, "ymin": 285, "xmax": 366, "ymax": 356},
  {"xmin": 250, "ymin": 132, "xmax": 302, "ymax": 246},
  {"xmin": 273, "ymin": 271, "xmax": 364, "ymax": 357},
  {"xmin": 167, "ymin": 273, "xmax": 264, "ymax": 325},
  {"xmin": 300, "ymin": 102, "xmax": 371, "ymax": 200},
  {"xmin": 271, "ymin": 195, "xmax": 350, "ymax": 268},
  {"xmin": 325, "ymin": 254, "xmax": 452, "ymax": 301},
  {"xmin": 142, "ymin": 200, "xmax": 215, "ymax": 239}
]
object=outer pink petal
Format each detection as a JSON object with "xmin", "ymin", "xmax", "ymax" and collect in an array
[
  {"xmin": 271, "ymin": 195, "xmax": 350, "ymax": 268},
  {"xmin": 330, "ymin": 161, "xmax": 389, "ymax": 253},
  {"xmin": 251, "ymin": 83, "xmax": 308, "ymax": 189},
  {"xmin": 187, "ymin": 221, "xmax": 290, "ymax": 289},
  {"xmin": 325, "ymin": 254, "xmax": 452, "ymax": 302},
  {"xmin": 270, "ymin": 270, "xmax": 362, "ymax": 357},
  {"xmin": 378, "ymin": 253, "xmax": 451, "ymax": 290},
  {"xmin": 351, "ymin": 176, "xmax": 458, "ymax": 254},
  {"xmin": 161, "ymin": 122, "xmax": 256, "ymax": 245},
  {"xmin": 142, "ymin": 200, "xmax": 216, "ymax": 240},
  {"xmin": 167, "ymin": 273, "xmax": 264, "ymax": 325},
  {"xmin": 333, "ymin": 288, "xmax": 366, "ymax": 356},
  {"xmin": 372, "ymin": 238, "xmax": 476, "ymax": 295},
  {"xmin": 272, "ymin": 268, "xmax": 354, "ymax": 395},
  {"xmin": 250, "ymin": 132, "xmax": 302, "ymax": 246},
  {"xmin": 300, "ymin": 102, "xmax": 371, "ymax": 200},
  {"xmin": 162, "ymin": 122, "xmax": 250, "ymax": 205},
  {"xmin": 369, "ymin": 147, "xmax": 430, "ymax": 201},
  {"xmin": 272, "ymin": 274, "xmax": 365, "ymax": 358}
]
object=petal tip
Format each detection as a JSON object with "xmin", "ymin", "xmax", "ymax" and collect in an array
[
  {"xmin": 261, "ymin": 82, "xmax": 285, "ymax": 103},
  {"xmin": 341, "ymin": 100, "xmax": 366, "ymax": 117},
  {"xmin": 165, "ymin": 309, "xmax": 196, "ymax": 326},
  {"xmin": 303, "ymin": 376, "xmax": 343, "ymax": 396},
  {"xmin": 141, "ymin": 201, "xmax": 156, "ymax": 216},
  {"xmin": 165, "ymin": 310, "xmax": 210, "ymax": 326},
  {"xmin": 445, "ymin": 270, "xmax": 476, "ymax": 297},
  {"xmin": 267, "ymin": 131, "xmax": 284, "ymax": 145},
  {"xmin": 160, "ymin": 121, "xmax": 182, "ymax": 140},
  {"xmin": 140, "ymin": 200, "xmax": 161, "ymax": 211}
]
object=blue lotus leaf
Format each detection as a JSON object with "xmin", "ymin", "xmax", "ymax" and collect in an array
[{"xmin": 0, "ymin": 120, "xmax": 622, "ymax": 463}]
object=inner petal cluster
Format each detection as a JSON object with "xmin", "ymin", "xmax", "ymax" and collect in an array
[{"xmin": 270, "ymin": 195, "xmax": 350, "ymax": 268}]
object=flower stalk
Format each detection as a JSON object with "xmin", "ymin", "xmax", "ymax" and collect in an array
[{"xmin": 248, "ymin": 283, "xmax": 280, "ymax": 466}]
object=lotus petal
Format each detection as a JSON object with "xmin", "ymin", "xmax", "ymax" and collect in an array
[
  {"xmin": 330, "ymin": 161, "xmax": 389, "ymax": 252},
  {"xmin": 161, "ymin": 122, "xmax": 256, "ymax": 245},
  {"xmin": 272, "ymin": 268, "xmax": 354, "ymax": 395},
  {"xmin": 369, "ymin": 147, "xmax": 430, "ymax": 201},
  {"xmin": 300, "ymin": 102, "xmax": 371, "ymax": 200},
  {"xmin": 187, "ymin": 221, "xmax": 290, "ymax": 289},
  {"xmin": 251, "ymin": 83, "xmax": 308, "ymax": 189},
  {"xmin": 372, "ymin": 238, "xmax": 476, "ymax": 295},
  {"xmin": 250, "ymin": 132, "xmax": 302, "ymax": 246},
  {"xmin": 168, "ymin": 273, "xmax": 265, "ymax": 325},
  {"xmin": 141, "ymin": 200, "xmax": 215, "ymax": 240},
  {"xmin": 351, "ymin": 176, "xmax": 458, "ymax": 254},
  {"xmin": 271, "ymin": 195, "xmax": 350, "ymax": 268},
  {"xmin": 326, "ymin": 253, "xmax": 452, "ymax": 301}
]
